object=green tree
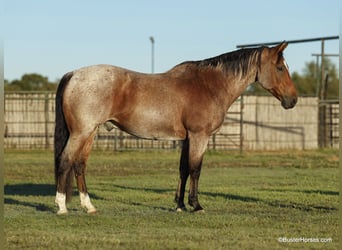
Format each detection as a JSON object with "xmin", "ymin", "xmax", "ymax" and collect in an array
[
  {"xmin": 291, "ymin": 61, "xmax": 317, "ymax": 96},
  {"xmin": 323, "ymin": 60, "xmax": 339, "ymax": 99},
  {"xmin": 292, "ymin": 58, "xmax": 339, "ymax": 99},
  {"xmin": 5, "ymin": 73, "xmax": 58, "ymax": 91}
]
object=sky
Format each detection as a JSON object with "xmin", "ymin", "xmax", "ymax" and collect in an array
[{"xmin": 3, "ymin": 0, "xmax": 340, "ymax": 82}]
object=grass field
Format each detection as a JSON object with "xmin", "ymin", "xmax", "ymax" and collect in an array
[{"xmin": 4, "ymin": 149, "xmax": 339, "ymax": 249}]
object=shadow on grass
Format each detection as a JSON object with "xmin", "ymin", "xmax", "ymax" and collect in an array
[
  {"xmin": 4, "ymin": 184, "xmax": 56, "ymax": 213},
  {"xmin": 258, "ymin": 188, "xmax": 339, "ymax": 196},
  {"xmin": 4, "ymin": 198, "xmax": 54, "ymax": 212},
  {"xmin": 5, "ymin": 183, "xmax": 55, "ymax": 196},
  {"xmin": 112, "ymin": 184, "xmax": 338, "ymax": 212},
  {"xmin": 112, "ymin": 184, "xmax": 174, "ymax": 194},
  {"xmin": 201, "ymin": 191, "xmax": 338, "ymax": 212},
  {"xmin": 112, "ymin": 184, "xmax": 176, "ymax": 211},
  {"xmin": 4, "ymin": 183, "xmax": 104, "ymax": 213},
  {"xmin": 5, "ymin": 183, "xmax": 337, "ymax": 213}
]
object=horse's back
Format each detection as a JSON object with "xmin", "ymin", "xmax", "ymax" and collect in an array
[{"xmin": 71, "ymin": 64, "xmax": 132, "ymax": 84}]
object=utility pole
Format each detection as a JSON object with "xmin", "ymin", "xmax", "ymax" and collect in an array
[
  {"xmin": 149, "ymin": 36, "xmax": 155, "ymax": 73},
  {"xmin": 149, "ymin": 36, "xmax": 155, "ymax": 148}
]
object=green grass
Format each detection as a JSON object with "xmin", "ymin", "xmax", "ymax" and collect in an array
[{"xmin": 4, "ymin": 149, "xmax": 339, "ymax": 249}]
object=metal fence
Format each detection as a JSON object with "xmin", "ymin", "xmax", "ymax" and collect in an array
[
  {"xmin": 4, "ymin": 92, "xmax": 243, "ymax": 151},
  {"xmin": 4, "ymin": 92, "xmax": 339, "ymax": 150},
  {"xmin": 319, "ymin": 100, "xmax": 339, "ymax": 148}
]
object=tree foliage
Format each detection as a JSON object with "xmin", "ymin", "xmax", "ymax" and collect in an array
[{"xmin": 5, "ymin": 73, "xmax": 58, "ymax": 91}]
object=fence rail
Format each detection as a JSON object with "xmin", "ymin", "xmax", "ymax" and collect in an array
[{"xmin": 4, "ymin": 92, "xmax": 339, "ymax": 150}]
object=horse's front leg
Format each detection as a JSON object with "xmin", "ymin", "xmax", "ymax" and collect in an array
[
  {"xmin": 188, "ymin": 164, "xmax": 203, "ymax": 212},
  {"xmin": 187, "ymin": 133, "xmax": 208, "ymax": 212},
  {"xmin": 175, "ymin": 139, "xmax": 189, "ymax": 212}
]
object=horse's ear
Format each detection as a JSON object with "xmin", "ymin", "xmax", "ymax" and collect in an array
[
  {"xmin": 273, "ymin": 42, "xmax": 288, "ymax": 53},
  {"xmin": 269, "ymin": 42, "xmax": 288, "ymax": 63},
  {"xmin": 261, "ymin": 42, "xmax": 288, "ymax": 62}
]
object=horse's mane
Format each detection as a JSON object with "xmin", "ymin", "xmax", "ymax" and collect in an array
[{"xmin": 178, "ymin": 47, "xmax": 264, "ymax": 76}]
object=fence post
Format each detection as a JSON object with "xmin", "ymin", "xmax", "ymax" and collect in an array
[
  {"xmin": 212, "ymin": 134, "xmax": 216, "ymax": 150},
  {"xmin": 114, "ymin": 128, "xmax": 117, "ymax": 151},
  {"xmin": 239, "ymin": 95, "xmax": 244, "ymax": 153},
  {"xmin": 44, "ymin": 92, "xmax": 49, "ymax": 149}
]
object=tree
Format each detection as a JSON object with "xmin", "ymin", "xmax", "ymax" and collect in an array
[
  {"xmin": 5, "ymin": 73, "xmax": 58, "ymax": 91},
  {"xmin": 323, "ymin": 59, "xmax": 339, "ymax": 99},
  {"xmin": 292, "ymin": 58, "xmax": 339, "ymax": 99},
  {"xmin": 291, "ymin": 61, "xmax": 317, "ymax": 96}
]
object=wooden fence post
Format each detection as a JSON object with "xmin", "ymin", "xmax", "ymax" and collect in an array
[{"xmin": 44, "ymin": 92, "xmax": 49, "ymax": 149}]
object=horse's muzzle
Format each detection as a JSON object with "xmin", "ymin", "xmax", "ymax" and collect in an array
[{"xmin": 281, "ymin": 96, "xmax": 297, "ymax": 109}]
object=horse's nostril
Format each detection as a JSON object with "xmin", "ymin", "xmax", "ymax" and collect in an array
[{"xmin": 281, "ymin": 96, "xmax": 297, "ymax": 109}]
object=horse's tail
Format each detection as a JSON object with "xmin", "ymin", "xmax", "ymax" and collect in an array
[{"xmin": 54, "ymin": 72, "xmax": 73, "ymax": 201}]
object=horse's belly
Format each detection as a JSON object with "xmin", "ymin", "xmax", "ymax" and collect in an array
[
  {"xmin": 122, "ymin": 124, "xmax": 185, "ymax": 141},
  {"xmin": 114, "ymin": 111, "xmax": 186, "ymax": 141},
  {"xmin": 132, "ymin": 130, "xmax": 184, "ymax": 141}
]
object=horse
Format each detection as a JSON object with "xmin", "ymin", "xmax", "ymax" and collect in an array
[{"xmin": 54, "ymin": 42, "xmax": 297, "ymax": 214}]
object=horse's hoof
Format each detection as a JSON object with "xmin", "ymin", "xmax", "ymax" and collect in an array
[
  {"xmin": 192, "ymin": 206, "xmax": 205, "ymax": 213},
  {"xmin": 57, "ymin": 209, "xmax": 68, "ymax": 215},
  {"xmin": 176, "ymin": 206, "xmax": 187, "ymax": 212},
  {"xmin": 87, "ymin": 208, "xmax": 97, "ymax": 214}
]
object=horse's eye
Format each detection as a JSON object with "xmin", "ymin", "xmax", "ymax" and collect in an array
[{"xmin": 277, "ymin": 66, "xmax": 284, "ymax": 72}]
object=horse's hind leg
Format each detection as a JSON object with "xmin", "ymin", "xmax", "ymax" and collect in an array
[
  {"xmin": 55, "ymin": 142, "xmax": 75, "ymax": 214},
  {"xmin": 73, "ymin": 130, "xmax": 97, "ymax": 214},
  {"xmin": 55, "ymin": 130, "xmax": 97, "ymax": 214}
]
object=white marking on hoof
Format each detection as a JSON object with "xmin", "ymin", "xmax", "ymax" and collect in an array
[
  {"xmin": 87, "ymin": 207, "xmax": 97, "ymax": 214},
  {"xmin": 55, "ymin": 192, "xmax": 68, "ymax": 215},
  {"xmin": 57, "ymin": 208, "xmax": 68, "ymax": 215},
  {"xmin": 80, "ymin": 192, "xmax": 97, "ymax": 214},
  {"xmin": 176, "ymin": 207, "xmax": 184, "ymax": 212},
  {"xmin": 176, "ymin": 206, "xmax": 187, "ymax": 212}
]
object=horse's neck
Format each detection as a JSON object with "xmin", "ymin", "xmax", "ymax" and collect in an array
[{"xmin": 221, "ymin": 66, "xmax": 258, "ymax": 109}]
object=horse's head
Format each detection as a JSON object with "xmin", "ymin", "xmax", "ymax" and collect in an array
[{"xmin": 257, "ymin": 42, "xmax": 297, "ymax": 109}]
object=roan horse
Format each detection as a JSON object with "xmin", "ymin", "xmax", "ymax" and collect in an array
[{"xmin": 54, "ymin": 42, "xmax": 297, "ymax": 214}]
